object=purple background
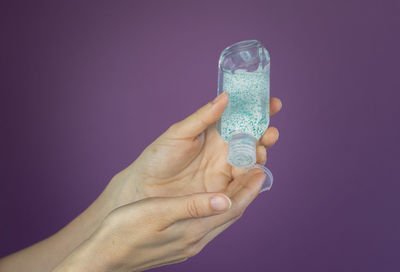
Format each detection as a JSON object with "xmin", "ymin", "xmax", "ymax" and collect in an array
[{"xmin": 1, "ymin": 0, "xmax": 399, "ymax": 271}]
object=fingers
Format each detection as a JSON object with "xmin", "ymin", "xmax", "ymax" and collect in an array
[
  {"xmin": 165, "ymin": 92, "xmax": 229, "ymax": 140},
  {"xmin": 256, "ymin": 145, "xmax": 267, "ymax": 165},
  {"xmin": 256, "ymin": 97, "xmax": 280, "ymax": 148},
  {"xmin": 165, "ymin": 95, "xmax": 281, "ymax": 141},
  {"xmin": 189, "ymin": 168, "xmax": 265, "ymax": 232},
  {"xmin": 183, "ymin": 169, "xmax": 265, "ymax": 253},
  {"xmin": 157, "ymin": 192, "xmax": 232, "ymax": 228},
  {"xmin": 228, "ymin": 168, "xmax": 265, "ymax": 207},
  {"xmin": 259, "ymin": 126, "xmax": 279, "ymax": 148},
  {"xmin": 270, "ymin": 97, "xmax": 282, "ymax": 116}
]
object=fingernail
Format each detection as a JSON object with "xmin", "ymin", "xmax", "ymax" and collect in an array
[
  {"xmin": 210, "ymin": 194, "xmax": 231, "ymax": 211},
  {"xmin": 211, "ymin": 91, "xmax": 226, "ymax": 104}
]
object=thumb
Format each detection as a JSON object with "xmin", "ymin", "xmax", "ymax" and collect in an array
[
  {"xmin": 159, "ymin": 193, "xmax": 232, "ymax": 227},
  {"xmin": 166, "ymin": 92, "xmax": 228, "ymax": 139}
]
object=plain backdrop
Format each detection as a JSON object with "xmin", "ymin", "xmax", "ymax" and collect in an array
[{"xmin": 1, "ymin": 0, "xmax": 399, "ymax": 271}]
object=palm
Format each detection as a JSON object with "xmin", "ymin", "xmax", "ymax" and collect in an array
[
  {"xmin": 127, "ymin": 94, "xmax": 281, "ymax": 201},
  {"xmin": 132, "ymin": 124, "xmax": 248, "ymax": 198}
]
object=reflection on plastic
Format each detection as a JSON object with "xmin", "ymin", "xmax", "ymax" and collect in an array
[
  {"xmin": 245, "ymin": 164, "xmax": 273, "ymax": 193},
  {"xmin": 216, "ymin": 40, "xmax": 274, "ymax": 192}
]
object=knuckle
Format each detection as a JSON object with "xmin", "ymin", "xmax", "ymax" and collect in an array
[
  {"xmin": 186, "ymin": 198, "xmax": 202, "ymax": 218},
  {"xmin": 192, "ymin": 111, "xmax": 209, "ymax": 128},
  {"xmin": 185, "ymin": 234, "xmax": 202, "ymax": 246},
  {"xmin": 196, "ymin": 228, "xmax": 208, "ymax": 240},
  {"xmin": 232, "ymin": 207, "xmax": 244, "ymax": 219},
  {"xmin": 173, "ymin": 256, "xmax": 189, "ymax": 265},
  {"xmin": 167, "ymin": 123, "xmax": 179, "ymax": 133},
  {"xmin": 184, "ymin": 230, "xmax": 204, "ymax": 246},
  {"xmin": 184, "ymin": 246, "xmax": 200, "ymax": 258},
  {"xmin": 235, "ymin": 212, "xmax": 244, "ymax": 220}
]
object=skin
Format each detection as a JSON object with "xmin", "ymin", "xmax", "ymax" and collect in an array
[
  {"xmin": 53, "ymin": 169, "xmax": 267, "ymax": 272},
  {"xmin": 0, "ymin": 92, "xmax": 282, "ymax": 271},
  {"xmin": 107, "ymin": 92, "xmax": 282, "ymax": 207}
]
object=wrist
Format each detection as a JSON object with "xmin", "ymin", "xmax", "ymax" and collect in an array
[
  {"xmin": 52, "ymin": 236, "xmax": 110, "ymax": 272},
  {"xmin": 102, "ymin": 166, "xmax": 141, "ymax": 209}
]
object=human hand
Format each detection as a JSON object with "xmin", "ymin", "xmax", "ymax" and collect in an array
[
  {"xmin": 53, "ymin": 168, "xmax": 266, "ymax": 272},
  {"xmin": 107, "ymin": 92, "xmax": 282, "ymax": 208}
]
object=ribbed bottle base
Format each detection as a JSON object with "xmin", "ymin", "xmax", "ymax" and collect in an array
[{"xmin": 227, "ymin": 132, "xmax": 257, "ymax": 168}]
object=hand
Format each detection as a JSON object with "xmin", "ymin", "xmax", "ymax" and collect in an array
[
  {"xmin": 108, "ymin": 92, "xmax": 282, "ymax": 208},
  {"xmin": 53, "ymin": 168, "xmax": 266, "ymax": 272}
]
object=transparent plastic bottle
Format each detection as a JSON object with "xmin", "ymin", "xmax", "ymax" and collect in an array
[{"xmin": 216, "ymin": 40, "xmax": 273, "ymax": 191}]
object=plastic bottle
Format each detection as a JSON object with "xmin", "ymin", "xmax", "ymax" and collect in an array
[{"xmin": 216, "ymin": 40, "xmax": 273, "ymax": 192}]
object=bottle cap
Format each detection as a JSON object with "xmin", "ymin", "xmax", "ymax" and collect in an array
[{"xmin": 245, "ymin": 164, "xmax": 273, "ymax": 192}]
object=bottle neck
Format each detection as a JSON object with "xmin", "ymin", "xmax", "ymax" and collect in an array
[
  {"xmin": 227, "ymin": 131, "xmax": 274, "ymax": 192},
  {"xmin": 227, "ymin": 132, "xmax": 257, "ymax": 168}
]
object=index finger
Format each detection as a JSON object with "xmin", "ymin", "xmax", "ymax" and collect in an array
[{"xmin": 183, "ymin": 168, "xmax": 265, "ymax": 233}]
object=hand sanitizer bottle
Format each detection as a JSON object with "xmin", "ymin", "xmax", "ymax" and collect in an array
[{"xmin": 216, "ymin": 40, "xmax": 273, "ymax": 191}]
